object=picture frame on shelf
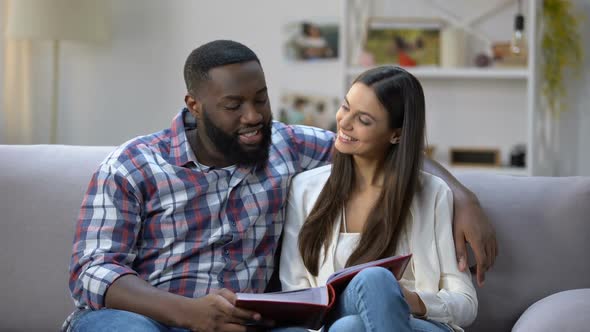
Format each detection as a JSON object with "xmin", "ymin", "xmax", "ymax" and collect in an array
[
  {"xmin": 362, "ymin": 17, "xmax": 443, "ymax": 67},
  {"xmin": 284, "ymin": 20, "xmax": 339, "ymax": 61},
  {"xmin": 278, "ymin": 93, "xmax": 340, "ymax": 131}
]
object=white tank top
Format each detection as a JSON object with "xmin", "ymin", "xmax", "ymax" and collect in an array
[
  {"xmin": 333, "ymin": 207, "xmax": 416, "ymax": 288},
  {"xmin": 334, "ymin": 207, "xmax": 361, "ymax": 271}
]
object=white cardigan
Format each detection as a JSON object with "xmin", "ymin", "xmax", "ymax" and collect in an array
[{"xmin": 279, "ymin": 165, "xmax": 477, "ymax": 331}]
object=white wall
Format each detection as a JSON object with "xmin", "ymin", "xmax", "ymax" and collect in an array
[
  {"xmin": 571, "ymin": 0, "xmax": 590, "ymax": 176},
  {"xmin": 0, "ymin": 0, "xmax": 5, "ymax": 134},
  {"xmin": 55, "ymin": 0, "xmax": 341, "ymax": 146},
  {"xmin": 550, "ymin": 0, "xmax": 590, "ymax": 176},
  {"xmin": 1, "ymin": 0, "xmax": 589, "ymax": 174}
]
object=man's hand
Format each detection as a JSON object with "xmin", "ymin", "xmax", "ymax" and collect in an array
[
  {"xmin": 421, "ymin": 157, "xmax": 498, "ymax": 286},
  {"xmin": 179, "ymin": 288, "xmax": 264, "ymax": 332},
  {"xmin": 453, "ymin": 196, "xmax": 498, "ymax": 287},
  {"xmin": 105, "ymin": 275, "xmax": 272, "ymax": 332}
]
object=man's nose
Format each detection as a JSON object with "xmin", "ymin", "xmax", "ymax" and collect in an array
[{"xmin": 241, "ymin": 102, "xmax": 263, "ymax": 124}]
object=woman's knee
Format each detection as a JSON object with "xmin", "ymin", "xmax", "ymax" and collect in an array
[
  {"xmin": 350, "ymin": 267, "xmax": 400, "ymax": 292},
  {"xmin": 346, "ymin": 266, "xmax": 408, "ymax": 312},
  {"xmin": 326, "ymin": 315, "xmax": 365, "ymax": 332}
]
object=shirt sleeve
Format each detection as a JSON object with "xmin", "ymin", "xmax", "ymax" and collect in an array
[
  {"xmin": 416, "ymin": 187, "xmax": 478, "ymax": 326},
  {"xmin": 280, "ymin": 177, "xmax": 313, "ymax": 291},
  {"xmin": 291, "ymin": 125, "xmax": 334, "ymax": 171},
  {"xmin": 68, "ymin": 161, "xmax": 142, "ymax": 310}
]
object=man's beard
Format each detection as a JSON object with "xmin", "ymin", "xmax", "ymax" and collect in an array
[{"xmin": 202, "ymin": 111, "xmax": 272, "ymax": 168}]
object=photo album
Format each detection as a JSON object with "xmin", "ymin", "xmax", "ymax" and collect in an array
[{"xmin": 236, "ymin": 253, "xmax": 412, "ymax": 329}]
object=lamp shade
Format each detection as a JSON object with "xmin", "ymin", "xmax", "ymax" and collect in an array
[{"xmin": 5, "ymin": 0, "xmax": 109, "ymax": 42}]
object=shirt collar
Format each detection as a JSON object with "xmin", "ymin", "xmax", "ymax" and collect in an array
[{"xmin": 169, "ymin": 108, "xmax": 198, "ymax": 167}]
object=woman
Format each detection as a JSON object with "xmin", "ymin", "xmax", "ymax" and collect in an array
[{"xmin": 280, "ymin": 66, "xmax": 477, "ymax": 332}]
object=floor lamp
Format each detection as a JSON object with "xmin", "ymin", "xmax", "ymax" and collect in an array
[{"xmin": 5, "ymin": 0, "xmax": 109, "ymax": 144}]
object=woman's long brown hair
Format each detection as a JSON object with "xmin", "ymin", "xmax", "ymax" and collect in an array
[{"xmin": 298, "ymin": 66, "xmax": 426, "ymax": 275}]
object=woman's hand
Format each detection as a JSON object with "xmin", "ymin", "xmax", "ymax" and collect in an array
[{"xmin": 400, "ymin": 284, "xmax": 426, "ymax": 317}]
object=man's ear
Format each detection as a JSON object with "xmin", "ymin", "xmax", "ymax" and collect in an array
[{"xmin": 185, "ymin": 93, "xmax": 203, "ymax": 119}]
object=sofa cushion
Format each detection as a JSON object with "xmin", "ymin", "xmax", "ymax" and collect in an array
[
  {"xmin": 513, "ymin": 288, "xmax": 590, "ymax": 332},
  {"xmin": 456, "ymin": 174, "xmax": 590, "ymax": 332},
  {"xmin": 1, "ymin": 145, "xmax": 589, "ymax": 331},
  {"xmin": 0, "ymin": 145, "xmax": 114, "ymax": 330}
]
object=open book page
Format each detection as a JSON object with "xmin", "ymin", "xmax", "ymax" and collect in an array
[
  {"xmin": 327, "ymin": 253, "xmax": 412, "ymax": 288},
  {"xmin": 236, "ymin": 286, "xmax": 329, "ymax": 305}
]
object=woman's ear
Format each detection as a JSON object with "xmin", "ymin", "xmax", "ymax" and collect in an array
[{"xmin": 390, "ymin": 128, "xmax": 402, "ymax": 144}]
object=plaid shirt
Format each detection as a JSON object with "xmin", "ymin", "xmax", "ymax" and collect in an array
[{"xmin": 66, "ymin": 109, "xmax": 333, "ymax": 325}]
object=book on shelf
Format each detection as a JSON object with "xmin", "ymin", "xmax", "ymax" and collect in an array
[{"xmin": 236, "ymin": 253, "xmax": 412, "ymax": 330}]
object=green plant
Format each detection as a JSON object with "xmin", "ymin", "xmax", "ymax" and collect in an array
[{"xmin": 541, "ymin": 0, "xmax": 584, "ymax": 116}]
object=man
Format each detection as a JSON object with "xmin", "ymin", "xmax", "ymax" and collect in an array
[{"xmin": 64, "ymin": 40, "xmax": 496, "ymax": 332}]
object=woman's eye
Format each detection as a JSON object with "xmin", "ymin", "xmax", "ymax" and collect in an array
[
  {"xmin": 341, "ymin": 104, "xmax": 349, "ymax": 111},
  {"xmin": 359, "ymin": 116, "xmax": 371, "ymax": 125}
]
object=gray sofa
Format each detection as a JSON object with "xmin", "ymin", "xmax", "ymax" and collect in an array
[{"xmin": 1, "ymin": 144, "xmax": 589, "ymax": 331}]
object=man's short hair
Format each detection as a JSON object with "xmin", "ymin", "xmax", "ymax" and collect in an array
[{"xmin": 183, "ymin": 40, "xmax": 260, "ymax": 94}]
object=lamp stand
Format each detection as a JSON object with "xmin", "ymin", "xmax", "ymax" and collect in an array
[{"xmin": 49, "ymin": 40, "xmax": 60, "ymax": 144}]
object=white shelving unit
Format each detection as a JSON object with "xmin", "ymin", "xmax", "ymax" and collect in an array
[
  {"xmin": 442, "ymin": 163, "xmax": 531, "ymax": 176},
  {"xmin": 347, "ymin": 66, "xmax": 529, "ymax": 80},
  {"xmin": 340, "ymin": 0, "xmax": 549, "ymax": 176}
]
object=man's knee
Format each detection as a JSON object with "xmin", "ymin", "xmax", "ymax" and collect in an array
[
  {"xmin": 70, "ymin": 309, "xmax": 168, "ymax": 332},
  {"xmin": 271, "ymin": 327, "xmax": 310, "ymax": 332}
]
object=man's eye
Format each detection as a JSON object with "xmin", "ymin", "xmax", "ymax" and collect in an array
[
  {"xmin": 255, "ymin": 99, "xmax": 267, "ymax": 105},
  {"xmin": 341, "ymin": 105, "xmax": 349, "ymax": 111},
  {"xmin": 225, "ymin": 104, "xmax": 241, "ymax": 110}
]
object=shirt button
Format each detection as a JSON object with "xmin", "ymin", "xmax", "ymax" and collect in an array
[{"xmin": 223, "ymin": 248, "xmax": 229, "ymax": 256}]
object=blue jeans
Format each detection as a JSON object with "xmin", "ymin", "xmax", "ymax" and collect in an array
[
  {"xmin": 69, "ymin": 308, "xmax": 308, "ymax": 332},
  {"xmin": 324, "ymin": 267, "xmax": 452, "ymax": 332}
]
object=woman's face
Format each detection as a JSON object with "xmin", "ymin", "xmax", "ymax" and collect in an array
[{"xmin": 335, "ymin": 83, "xmax": 398, "ymax": 160}]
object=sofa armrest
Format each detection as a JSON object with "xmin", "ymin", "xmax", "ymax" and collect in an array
[{"xmin": 512, "ymin": 289, "xmax": 590, "ymax": 332}]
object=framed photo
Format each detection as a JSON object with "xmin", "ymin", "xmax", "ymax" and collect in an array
[
  {"xmin": 284, "ymin": 20, "xmax": 339, "ymax": 61},
  {"xmin": 278, "ymin": 93, "xmax": 340, "ymax": 131},
  {"xmin": 363, "ymin": 18, "xmax": 442, "ymax": 67}
]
